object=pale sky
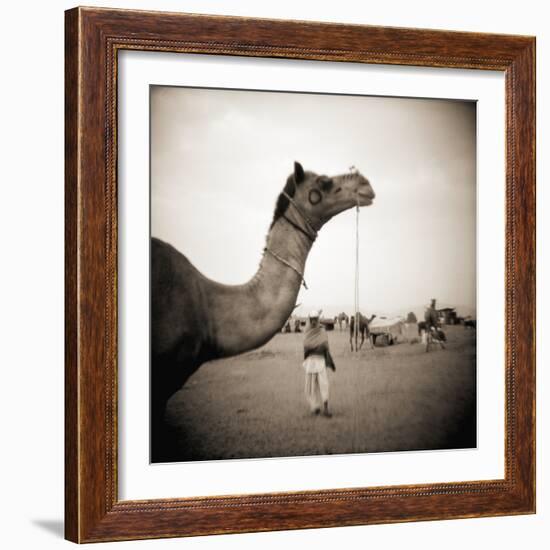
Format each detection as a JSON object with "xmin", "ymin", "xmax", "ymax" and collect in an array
[{"xmin": 151, "ymin": 86, "xmax": 476, "ymax": 319}]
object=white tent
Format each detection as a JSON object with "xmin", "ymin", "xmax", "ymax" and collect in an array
[{"xmin": 369, "ymin": 316, "xmax": 405, "ymax": 344}]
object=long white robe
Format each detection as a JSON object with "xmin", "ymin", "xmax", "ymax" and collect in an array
[{"xmin": 303, "ymin": 355, "xmax": 329, "ymax": 411}]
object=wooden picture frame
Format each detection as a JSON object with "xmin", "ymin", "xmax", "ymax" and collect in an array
[{"xmin": 65, "ymin": 6, "xmax": 535, "ymax": 543}]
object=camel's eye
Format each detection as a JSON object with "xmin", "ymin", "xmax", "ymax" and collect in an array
[{"xmin": 318, "ymin": 176, "xmax": 333, "ymax": 192}]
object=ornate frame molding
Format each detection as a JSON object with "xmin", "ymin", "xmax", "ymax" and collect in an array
[{"xmin": 65, "ymin": 7, "xmax": 535, "ymax": 542}]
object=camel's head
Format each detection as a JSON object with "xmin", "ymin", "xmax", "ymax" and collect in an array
[{"xmin": 271, "ymin": 162, "xmax": 375, "ymax": 231}]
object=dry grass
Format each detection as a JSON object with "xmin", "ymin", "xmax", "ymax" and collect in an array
[{"xmin": 161, "ymin": 326, "xmax": 476, "ymax": 462}]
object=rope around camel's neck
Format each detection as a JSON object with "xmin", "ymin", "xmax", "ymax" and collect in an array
[{"xmin": 264, "ymin": 195, "xmax": 319, "ymax": 289}]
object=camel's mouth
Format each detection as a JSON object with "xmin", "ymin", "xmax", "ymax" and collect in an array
[{"xmin": 356, "ymin": 192, "xmax": 375, "ymax": 206}]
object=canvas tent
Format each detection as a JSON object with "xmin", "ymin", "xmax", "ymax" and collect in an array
[{"xmin": 369, "ymin": 316, "xmax": 405, "ymax": 344}]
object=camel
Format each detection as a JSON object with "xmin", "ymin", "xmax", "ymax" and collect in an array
[
  {"xmin": 349, "ymin": 313, "xmax": 376, "ymax": 350},
  {"xmin": 151, "ymin": 162, "xmax": 375, "ymax": 442},
  {"xmin": 337, "ymin": 312, "xmax": 349, "ymax": 331}
]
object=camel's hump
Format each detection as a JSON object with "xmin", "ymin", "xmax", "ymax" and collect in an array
[{"xmin": 151, "ymin": 236, "xmax": 201, "ymax": 280}]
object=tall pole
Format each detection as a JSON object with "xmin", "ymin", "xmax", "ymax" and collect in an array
[{"xmin": 354, "ymin": 201, "xmax": 360, "ymax": 352}]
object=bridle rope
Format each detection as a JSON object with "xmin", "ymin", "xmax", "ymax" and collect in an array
[
  {"xmin": 281, "ymin": 214, "xmax": 315, "ymax": 242},
  {"xmin": 264, "ymin": 247, "xmax": 308, "ymax": 290},
  {"xmin": 282, "ymin": 191, "xmax": 318, "ymax": 240},
  {"xmin": 264, "ymin": 168, "xmax": 362, "ymax": 295},
  {"xmin": 354, "ymin": 193, "xmax": 360, "ymax": 351},
  {"xmin": 263, "ymin": 189, "xmax": 319, "ymax": 290}
]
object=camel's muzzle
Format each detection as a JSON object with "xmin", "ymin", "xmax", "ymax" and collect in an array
[{"xmin": 355, "ymin": 177, "xmax": 375, "ymax": 205}]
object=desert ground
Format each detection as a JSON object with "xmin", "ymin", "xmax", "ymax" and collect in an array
[{"xmin": 159, "ymin": 325, "xmax": 476, "ymax": 463}]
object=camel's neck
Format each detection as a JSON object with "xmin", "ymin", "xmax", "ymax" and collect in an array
[{"xmin": 206, "ymin": 209, "xmax": 315, "ymax": 358}]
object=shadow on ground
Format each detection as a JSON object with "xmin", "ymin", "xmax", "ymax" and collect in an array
[{"xmin": 31, "ymin": 519, "xmax": 64, "ymax": 539}]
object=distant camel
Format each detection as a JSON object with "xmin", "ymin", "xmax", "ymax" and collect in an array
[
  {"xmin": 337, "ymin": 312, "xmax": 349, "ymax": 331},
  {"xmin": 349, "ymin": 313, "xmax": 376, "ymax": 350},
  {"xmin": 151, "ymin": 162, "xmax": 375, "ymax": 453}
]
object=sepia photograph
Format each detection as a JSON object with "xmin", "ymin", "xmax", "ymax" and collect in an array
[{"xmin": 150, "ymin": 85, "xmax": 477, "ymax": 464}]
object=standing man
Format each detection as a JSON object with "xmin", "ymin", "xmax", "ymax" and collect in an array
[
  {"xmin": 425, "ymin": 299, "xmax": 439, "ymax": 329},
  {"xmin": 424, "ymin": 298, "xmax": 446, "ymax": 348},
  {"xmin": 302, "ymin": 310, "xmax": 336, "ymax": 417}
]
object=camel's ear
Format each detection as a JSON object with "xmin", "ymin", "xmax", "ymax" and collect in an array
[{"xmin": 294, "ymin": 161, "xmax": 305, "ymax": 184}]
